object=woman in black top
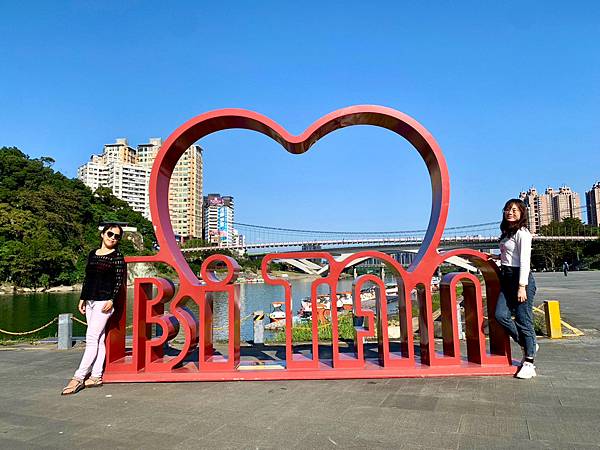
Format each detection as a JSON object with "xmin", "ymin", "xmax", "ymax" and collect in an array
[{"xmin": 61, "ymin": 224, "xmax": 126, "ymax": 395}]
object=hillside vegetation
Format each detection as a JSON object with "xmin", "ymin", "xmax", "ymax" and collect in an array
[{"xmin": 0, "ymin": 147, "xmax": 155, "ymax": 288}]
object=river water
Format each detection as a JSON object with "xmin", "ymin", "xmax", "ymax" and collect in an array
[{"xmin": 0, "ymin": 277, "xmax": 358, "ymax": 341}]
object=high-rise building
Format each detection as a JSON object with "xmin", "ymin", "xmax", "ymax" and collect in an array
[
  {"xmin": 136, "ymin": 137, "xmax": 163, "ymax": 167},
  {"xmin": 520, "ymin": 188, "xmax": 541, "ymax": 234},
  {"xmin": 102, "ymin": 138, "xmax": 137, "ymax": 164},
  {"xmin": 552, "ymin": 186, "xmax": 582, "ymax": 222},
  {"xmin": 78, "ymin": 138, "xmax": 204, "ymax": 239},
  {"xmin": 520, "ymin": 187, "xmax": 553, "ymax": 234},
  {"xmin": 136, "ymin": 138, "xmax": 203, "ymax": 239},
  {"xmin": 136, "ymin": 138, "xmax": 162, "ymax": 220},
  {"xmin": 539, "ymin": 187, "xmax": 555, "ymax": 228},
  {"xmin": 203, "ymin": 194, "xmax": 235, "ymax": 246},
  {"xmin": 77, "ymin": 138, "xmax": 147, "ymax": 216},
  {"xmin": 232, "ymin": 229, "xmax": 245, "ymax": 248},
  {"xmin": 169, "ymin": 145, "xmax": 203, "ymax": 240},
  {"xmin": 519, "ymin": 185, "xmax": 582, "ymax": 233},
  {"xmin": 586, "ymin": 182, "xmax": 600, "ymax": 226}
]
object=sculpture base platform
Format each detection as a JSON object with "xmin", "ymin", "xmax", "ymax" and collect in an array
[{"xmin": 103, "ymin": 357, "xmax": 518, "ymax": 383}]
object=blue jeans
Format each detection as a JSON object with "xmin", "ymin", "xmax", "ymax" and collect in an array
[{"xmin": 494, "ymin": 266, "xmax": 537, "ymax": 358}]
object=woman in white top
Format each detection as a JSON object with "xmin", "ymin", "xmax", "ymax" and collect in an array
[{"xmin": 494, "ymin": 199, "xmax": 538, "ymax": 379}]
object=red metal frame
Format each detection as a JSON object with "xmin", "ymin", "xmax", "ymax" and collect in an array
[{"xmin": 103, "ymin": 106, "xmax": 515, "ymax": 382}]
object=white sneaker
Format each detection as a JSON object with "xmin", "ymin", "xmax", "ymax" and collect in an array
[{"xmin": 516, "ymin": 361, "xmax": 537, "ymax": 379}]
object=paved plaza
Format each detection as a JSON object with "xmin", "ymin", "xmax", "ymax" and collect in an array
[{"xmin": 1, "ymin": 271, "xmax": 599, "ymax": 449}]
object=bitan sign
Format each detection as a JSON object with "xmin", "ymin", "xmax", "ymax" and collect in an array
[{"xmin": 103, "ymin": 106, "xmax": 516, "ymax": 382}]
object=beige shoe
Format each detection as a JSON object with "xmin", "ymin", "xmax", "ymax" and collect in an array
[
  {"xmin": 84, "ymin": 376, "xmax": 103, "ymax": 388},
  {"xmin": 61, "ymin": 378, "xmax": 84, "ymax": 395}
]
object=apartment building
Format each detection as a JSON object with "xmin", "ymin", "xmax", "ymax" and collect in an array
[
  {"xmin": 586, "ymin": 182, "xmax": 600, "ymax": 227},
  {"xmin": 136, "ymin": 138, "xmax": 203, "ymax": 239},
  {"xmin": 519, "ymin": 187, "xmax": 549, "ymax": 234},
  {"xmin": 77, "ymin": 138, "xmax": 204, "ymax": 239},
  {"xmin": 520, "ymin": 185, "xmax": 582, "ymax": 233},
  {"xmin": 552, "ymin": 186, "xmax": 582, "ymax": 222},
  {"xmin": 232, "ymin": 229, "xmax": 245, "ymax": 248},
  {"xmin": 77, "ymin": 138, "xmax": 147, "ymax": 216},
  {"xmin": 168, "ymin": 145, "xmax": 203, "ymax": 240},
  {"xmin": 203, "ymin": 194, "xmax": 235, "ymax": 246}
]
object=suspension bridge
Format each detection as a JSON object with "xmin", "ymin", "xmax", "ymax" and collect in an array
[
  {"xmin": 182, "ymin": 220, "xmax": 598, "ymax": 253},
  {"xmin": 179, "ymin": 221, "xmax": 598, "ymax": 275}
]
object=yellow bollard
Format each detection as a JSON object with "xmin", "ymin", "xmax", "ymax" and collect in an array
[{"xmin": 544, "ymin": 300, "xmax": 563, "ymax": 339}]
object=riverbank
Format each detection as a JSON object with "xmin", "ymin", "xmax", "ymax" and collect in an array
[
  {"xmin": 0, "ymin": 283, "xmax": 83, "ymax": 295},
  {"xmin": 0, "ymin": 270, "xmax": 317, "ymax": 295}
]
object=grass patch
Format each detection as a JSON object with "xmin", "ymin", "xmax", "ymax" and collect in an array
[
  {"xmin": 533, "ymin": 313, "xmax": 547, "ymax": 336},
  {"xmin": 268, "ymin": 286, "xmax": 467, "ymax": 343},
  {"xmin": 410, "ymin": 287, "xmax": 460, "ymax": 317},
  {"xmin": 269, "ymin": 312, "xmax": 357, "ymax": 343}
]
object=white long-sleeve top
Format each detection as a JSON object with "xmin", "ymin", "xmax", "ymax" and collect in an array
[{"xmin": 499, "ymin": 227, "xmax": 532, "ymax": 286}]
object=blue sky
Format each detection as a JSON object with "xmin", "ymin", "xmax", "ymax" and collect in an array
[{"xmin": 1, "ymin": 1, "xmax": 599, "ymax": 232}]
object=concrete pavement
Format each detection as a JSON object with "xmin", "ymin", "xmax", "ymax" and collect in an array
[
  {"xmin": 1, "ymin": 271, "xmax": 599, "ymax": 449},
  {"xmin": 532, "ymin": 271, "xmax": 600, "ymax": 331}
]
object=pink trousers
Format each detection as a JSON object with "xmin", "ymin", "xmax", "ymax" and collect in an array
[{"xmin": 74, "ymin": 300, "xmax": 113, "ymax": 380}]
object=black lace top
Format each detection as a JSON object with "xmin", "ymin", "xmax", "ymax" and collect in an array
[{"xmin": 80, "ymin": 249, "xmax": 126, "ymax": 303}]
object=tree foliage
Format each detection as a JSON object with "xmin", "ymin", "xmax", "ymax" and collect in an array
[
  {"xmin": 0, "ymin": 147, "xmax": 156, "ymax": 287},
  {"xmin": 532, "ymin": 218, "xmax": 600, "ymax": 271}
]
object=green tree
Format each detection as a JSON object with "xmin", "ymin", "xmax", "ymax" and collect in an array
[
  {"xmin": 0, "ymin": 147, "xmax": 157, "ymax": 287},
  {"xmin": 533, "ymin": 219, "xmax": 600, "ymax": 271}
]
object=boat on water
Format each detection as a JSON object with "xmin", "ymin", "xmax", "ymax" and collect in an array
[
  {"xmin": 264, "ymin": 302, "xmax": 287, "ymax": 330},
  {"xmin": 236, "ymin": 276, "xmax": 265, "ymax": 284},
  {"xmin": 297, "ymin": 286, "xmax": 400, "ymax": 320},
  {"xmin": 297, "ymin": 291, "xmax": 364, "ymax": 319},
  {"xmin": 246, "ymin": 277, "xmax": 265, "ymax": 283},
  {"xmin": 298, "ymin": 294, "xmax": 333, "ymax": 319},
  {"xmin": 269, "ymin": 301, "xmax": 286, "ymax": 323},
  {"xmin": 339, "ymin": 292, "xmax": 353, "ymax": 311},
  {"xmin": 385, "ymin": 284, "xmax": 399, "ymax": 295}
]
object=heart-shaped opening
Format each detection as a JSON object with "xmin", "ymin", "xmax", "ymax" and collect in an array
[{"xmin": 198, "ymin": 125, "xmax": 433, "ymax": 235}]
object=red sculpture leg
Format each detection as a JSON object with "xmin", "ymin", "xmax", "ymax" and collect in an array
[
  {"xmin": 439, "ymin": 274, "xmax": 462, "ymax": 361},
  {"xmin": 415, "ymin": 283, "xmax": 440, "ymax": 366},
  {"xmin": 330, "ymin": 275, "xmax": 375, "ymax": 368},
  {"xmin": 262, "ymin": 252, "xmax": 333, "ymax": 369},
  {"xmin": 482, "ymin": 271, "xmax": 512, "ymax": 364},
  {"xmin": 440, "ymin": 272, "xmax": 472, "ymax": 361},
  {"xmin": 437, "ymin": 250, "xmax": 513, "ymax": 366},
  {"xmin": 393, "ymin": 278, "xmax": 415, "ymax": 363},
  {"xmin": 199, "ymin": 255, "xmax": 240, "ymax": 371},
  {"xmin": 199, "ymin": 291, "xmax": 213, "ymax": 366},
  {"xmin": 199, "ymin": 287, "xmax": 240, "ymax": 370},
  {"xmin": 459, "ymin": 273, "xmax": 487, "ymax": 364},
  {"xmin": 132, "ymin": 277, "xmax": 176, "ymax": 371}
]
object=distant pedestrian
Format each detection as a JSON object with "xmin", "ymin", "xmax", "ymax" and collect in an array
[
  {"xmin": 61, "ymin": 224, "xmax": 126, "ymax": 395},
  {"xmin": 563, "ymin": 261, "xmax": 569, "ymax": 277},
  {"xmin": 493, "ymin": 199, "xmax": 538, "ymax": 379}
]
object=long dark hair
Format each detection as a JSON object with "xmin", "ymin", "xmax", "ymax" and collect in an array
[
  {"xmin": 100, "ymin": 223, "xmax": 124, "ymax": 246},
  {"xmin": 499, "ymin": 199, "xmax": 528, "ymax": 240}
]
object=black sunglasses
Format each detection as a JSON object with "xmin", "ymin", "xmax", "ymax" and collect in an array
[{"xmin": 106, "ymin": 231, "xmax": 122, "ymax": 241}]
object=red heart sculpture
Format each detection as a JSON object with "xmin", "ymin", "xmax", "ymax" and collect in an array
[
  {"xmin": 105, "ymin": 105, "xmax": 514, "ymax": 382},
  {"xmin": 151, "ymin": 105, "xmax": 449, "ymax": 284}
]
